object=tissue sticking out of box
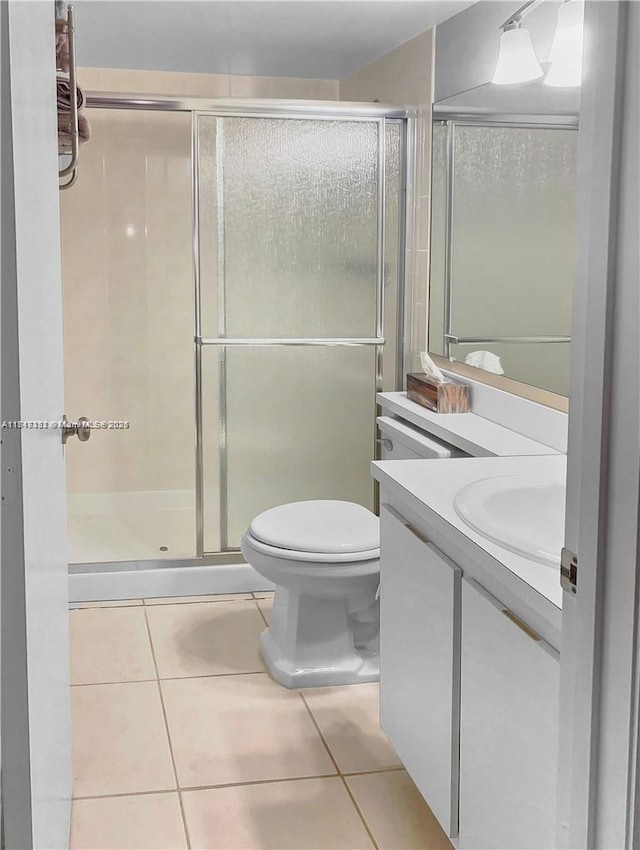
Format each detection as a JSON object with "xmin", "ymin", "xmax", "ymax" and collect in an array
[
  {"xmin": 420, "ymin": 351, "xmax": 447, "ymax": 383},
  {"xmin": 465, "ymin": 350, "xmax": 504, "ymax": 375}
]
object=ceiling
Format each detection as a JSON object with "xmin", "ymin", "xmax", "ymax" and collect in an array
[{"xmin": 74, "ymin": 1, "xmax": 474, "ymax": 80}]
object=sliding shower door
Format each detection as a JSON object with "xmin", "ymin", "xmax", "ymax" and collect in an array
[
  {"xmin": 61, "ymin": 101, "xmax": 404, "ymax": 570},
  {"xmin": 196, "ymin": 114, "xmax": 400, "ymax": 554}
]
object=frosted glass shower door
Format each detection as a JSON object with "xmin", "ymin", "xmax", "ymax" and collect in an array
[{"xmin": 197, "ymin": 114, "xmax": 394, "ymax": 553}]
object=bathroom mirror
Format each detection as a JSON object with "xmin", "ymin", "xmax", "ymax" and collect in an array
[{"xmin": 427, "ymin": 1, "xmax": 581, "ymax": 401}]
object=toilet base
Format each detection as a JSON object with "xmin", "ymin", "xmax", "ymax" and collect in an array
[
  {"xmin": 260, "ymin": 628, "xmax": 380, "ymax": 688},
  {"xmin": 259, "ymin": 585, "xmax": 380, "ymax": 689}
]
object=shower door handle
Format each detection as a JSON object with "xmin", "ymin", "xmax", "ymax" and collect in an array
[{"xmin": 62, "ymin": 415, "xmax": 91, "ymax": 445}]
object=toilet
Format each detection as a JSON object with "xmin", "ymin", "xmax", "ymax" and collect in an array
[{"xmin": 241, "ymin": 500, "xmax": 380, "ymax": 688}]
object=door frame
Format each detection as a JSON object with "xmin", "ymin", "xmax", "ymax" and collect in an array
[
  {"xmin": 1, "ymin": 1, "xmax": 72, "ymax": 847},
  {"xmin": 559, "ymin": 1, "xmax": 640, "ymax": 847}
]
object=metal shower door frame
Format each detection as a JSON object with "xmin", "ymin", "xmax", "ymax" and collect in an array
[{"xmin": 71, "ymin": 95, "xmax": 414, "ymax": 571}]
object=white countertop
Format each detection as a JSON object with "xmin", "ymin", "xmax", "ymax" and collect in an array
[
  {"xmin": 372, "ymin": 454, "xmax": 566, "ymax": 612},
  {"xmin": 377, "ymin": 392, "xmax": 561, "ymax": 458}
]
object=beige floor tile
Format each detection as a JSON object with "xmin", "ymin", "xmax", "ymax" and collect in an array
[
  {"xmin": 303, "ymin": 683, "xmax": 401, "ymax": 774},
  {"xmin": 146, "ymin": 601, "xmax": 265, "ymax": 678},
  {"xmin": 70, "ymin": 607, "xmax": 156, "ymax": 684},
  {"xmin": 183, "ymin": 777, "xmax": 373, "ymax": 850},
  {"xmin": 253, "ymin": 591, "xmax": 275, "ymax": 600},
  {"xmin": 69, "ymin": 599, "xmax": 143, "ymax": 609},
  {"xmin": 144, "ymin": 593, "xmax": 253, "ymax": 605},
  {"xmin": 72, "ymin": 682, "xmax": 176, "ymax": 797},
  {"xmin": 162, "ymin": 673, "xmax": 336, "ymax": 788},
  {"xmin": 346, "ymin": 770, "xmax": 453, "ymax": 850},
  {"xmin": 71, "ymin": 793, "xmax": 187, "ymax": 849}
]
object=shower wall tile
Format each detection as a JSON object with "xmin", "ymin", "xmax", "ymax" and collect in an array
[
  {"xmin": 417, "ymin": 195, "xmax": 431, "ymax": 252},
  {"xmin": 228, "ymin": 74, "xmax": 337, "ymax": 100},
  {"xmin": 76, "ymin": 67, "xmax": 104, "ymax": 90},
  {"xmin": 60, "ymin": 109, "xmax": 195, "ymax": 500},
  {"xmin": 339, "ymin": 30, "xmax": 433, "ymax": 110},
  {"xmin": 339, "ymin": 29, "xmax": 435, "ymax": 364},
  {"xmin": 97, "ymin": 68, "xmax": 230, "ymax": 97},
  {"xmin": 79, "ymin": 67, "xmax": 338, "ymax": 101}
]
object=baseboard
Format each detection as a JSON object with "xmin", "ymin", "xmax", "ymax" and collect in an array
[{"xmin": 68, "ymin": 562, "xmax": 274, "ymax": 603}]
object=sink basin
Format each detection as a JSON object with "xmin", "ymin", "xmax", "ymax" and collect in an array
[{"xmin": 453, "ymin": 474, "xmax": 565, "ymax": 566}]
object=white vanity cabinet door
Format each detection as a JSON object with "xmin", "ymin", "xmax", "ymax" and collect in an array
[
  {"xmin": 458, "ymin": 579, "xmax": 560, "ymax": 850},
  {"xmin": 380, "ymin": 504, "xmax": 461, "ymax": 838}
]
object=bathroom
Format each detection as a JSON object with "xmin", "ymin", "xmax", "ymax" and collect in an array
[{"xmin": 1, "ymin": 0, "xmax": 639, "ymax": 848}]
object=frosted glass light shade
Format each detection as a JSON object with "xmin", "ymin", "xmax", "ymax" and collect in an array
[
  {"xmin": 492, "ymin": 27, "xmax": 544, "ymax": 85},
  {"xmin": 544, "ymin": 0, "xmax": 584, "ymax": 87},
  {"xmin": 544, "ymin": 59, "xmax": 582, "ymax": 88}
]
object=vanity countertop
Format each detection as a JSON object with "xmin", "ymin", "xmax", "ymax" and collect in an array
[
  {"xmin": 377, "ymin": 392, "xmax": 561, "ymax": 458},
  {"xmin": 372, "ymin": 454, "xmax": 566, "ymax": 631}
]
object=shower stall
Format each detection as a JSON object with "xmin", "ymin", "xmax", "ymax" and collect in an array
[{"xmin": 60, "ymin": 97, "xmax": 412, "ymax": 597}]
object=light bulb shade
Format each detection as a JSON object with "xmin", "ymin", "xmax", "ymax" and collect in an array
[
  {"xmin": 544, "ymin": 59, "xmax": 582, "ymax": 87},
  {"xmin": 492, "ymin": 26, "xmax": 544, "ymax": 85},
  {"xmin": 544, "ymin": 0, "xmax": 584, "ymax": 87}
]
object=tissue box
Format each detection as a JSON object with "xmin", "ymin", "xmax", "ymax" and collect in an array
[{"xmin": 406, "ymin": 373, "xmax": 470, "ymax": 414}]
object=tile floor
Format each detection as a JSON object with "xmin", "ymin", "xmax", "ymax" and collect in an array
[{"xmin": 69, "ymin": 592, "xmax": 453, "ymax": 850}]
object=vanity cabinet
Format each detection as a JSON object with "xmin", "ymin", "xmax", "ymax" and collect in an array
[
  {"xmin": 379, "ymin": 505, "xmax": 461, "ymax": 837},
  {"xmin": 458, "ymin": 578, "xmax": 560, "ymax": 850},
  {"xmin": 379, "ymin": 500, "xmax": 561, "ymax": 848}
]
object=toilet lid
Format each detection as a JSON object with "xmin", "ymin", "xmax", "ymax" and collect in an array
[{"xmin": 249, "ymin": 500, "xmax": 380, "ymax": 555}]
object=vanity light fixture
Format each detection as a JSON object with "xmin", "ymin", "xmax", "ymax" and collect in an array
[
  {"xmin": 491, "ymin": 0, "xmax": 584, "ymax": 87},
  {"xmin": 544, "ymin": 0, "xmax": 585, "ymax": 87},
  {"xmin": 492, "ymin": 23, "xmax": 544, "ymax": 85}
]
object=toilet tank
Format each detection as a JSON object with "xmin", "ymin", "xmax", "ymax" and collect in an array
[{"xmin": 377, "ymin": 416, "xmax": 465, "ymax": 461}]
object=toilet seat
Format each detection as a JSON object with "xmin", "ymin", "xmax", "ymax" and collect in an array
[
  {"xmin": 244, "ymin": 531, "xmax": 379, "ymax": 564},
  {"xmin": 249, "ymin": 500, "xmax": 379, "ymax": 556}
]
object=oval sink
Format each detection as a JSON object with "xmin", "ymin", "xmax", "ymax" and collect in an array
[{"xmin": 453, "ymin": 474, "xmax": 565, "ymax": 567}]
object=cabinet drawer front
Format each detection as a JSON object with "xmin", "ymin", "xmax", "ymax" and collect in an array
[
  {"xmin": 380, "ymin": 505, "xmax": 461, "ymax": 838},
  {"xmin": 459, "ymin": 579, "xmax": 560, "ymax": 850}
]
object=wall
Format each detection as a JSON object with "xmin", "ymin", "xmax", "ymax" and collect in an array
[
  {"xmin": 340, "ymin": 30, "xmax": 435, "ymax": 373},
  {"xmin": 61, "ymin": 68, "xmax": 339, "ymax": 504},
  {"xmin": 76, "ymin": 66, "xmax": 338, "ymax": 100}
]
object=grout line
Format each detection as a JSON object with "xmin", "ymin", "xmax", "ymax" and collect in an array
[
  {"xmin": 71, "ymin": 678, "xmax": 157, "ymax": 688},
  {"xmin": 69, "ymin": 602, "xmax": 143, "ymax": 610},
  {"xmin": 73, "ymin": 788, "xmax": 179, "ymax": 802},
  {"xmin": 143, "ymin": 596, "xmax": 254, "ymax": 606},
  {"xmin": 340, "ymin": 775, "xmax": 381, "ymax": 850},
  {"xmin": 71, "ymin": 595, "xmax": 255, "ymax": 611},
  {"xmin": 70, "ymin": 670, "xmax": 265, "ymax": 688},
  {"xmin": 142, "ymin": 606, "xmax": 192, "ymax": 850},
  {"xmin": 343, "ymin": 765, "xmax": 405, "ymax": 777},
  {"xmin": 169, "ymin": 773, "xmax": 341, "ymax": 794},
  {"xmin": 298, "ymin": 692, "xmax": 341, "ymax": 775},
  {"xmin": 254, "ymin": 599, "xmax": 269, "ymax": 628},
  {"xmin": 299, "ymin": 692, "xmax": 380, "ymax": 850},
  {"xmin": 72, "ymin": 770, "xmax": 364, "ymax": 802}
]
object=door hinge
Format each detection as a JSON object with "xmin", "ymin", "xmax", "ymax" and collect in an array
[{"xmin": 561, "ymin": 547, "xmax": 578, "ymax": 595}]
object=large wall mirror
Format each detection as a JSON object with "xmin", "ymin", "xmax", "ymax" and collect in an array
[{"xmin": 428, "ymin": 1, "xmax": 582, "ymax": 402}]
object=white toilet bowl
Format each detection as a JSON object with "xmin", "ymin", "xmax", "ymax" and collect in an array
[{"xmin": 241, "ymin": 500, "xmax": 380, "ymax": 688}]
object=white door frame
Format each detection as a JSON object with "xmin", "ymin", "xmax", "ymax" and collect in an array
[
  {"xmin": 559, "ymin": 1, "xmax": 640, "ymax": 847},
  {"xmin": 1, "ymin": 2, "xmax": 72, "ymax": 847}
]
